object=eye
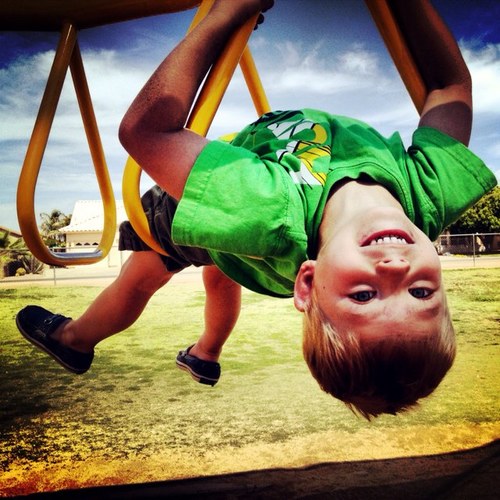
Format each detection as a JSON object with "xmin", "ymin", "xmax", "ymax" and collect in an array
[
  {"xmin": 409, "ymin": 288, "xmax": 434, "ymax": 299},
  {"xmin": 349, "ymin": 290, "xmax": 376, "ymax": 302}
]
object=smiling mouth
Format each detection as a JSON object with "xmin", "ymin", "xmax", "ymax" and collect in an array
[{"xmin": 361, "ymin": 230, "xmax": 414, "ymax": 247}]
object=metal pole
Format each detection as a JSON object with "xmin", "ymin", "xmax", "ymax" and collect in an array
[{"xmin": 472, "ymin": 233, "xmax": 476, "ymax": 267}]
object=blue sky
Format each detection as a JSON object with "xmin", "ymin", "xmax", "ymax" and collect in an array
[{"xmin": 1, "ymin": 0, "xmax": 499, "ymax": 231}]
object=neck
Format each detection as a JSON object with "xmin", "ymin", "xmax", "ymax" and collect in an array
[{"xmin": 319, "ymin": 180, "xmax": 403, "ymax": 246}]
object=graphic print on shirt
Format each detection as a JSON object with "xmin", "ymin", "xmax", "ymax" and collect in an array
[{"xmin": 268, "ymin": 117, "xmax": 331, "ymax": 187}]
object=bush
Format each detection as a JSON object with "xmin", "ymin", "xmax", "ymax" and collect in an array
[
  {"xmin": 2, "ymin": 255, "xmax": 44, "ymax": 277},
  {"xmin": 19, "ymin": 254, "xmax": 44, "ymax": 275},
  {"xmin": 3, "ymin": 260, "xmax": 24, "ymax": 277}
]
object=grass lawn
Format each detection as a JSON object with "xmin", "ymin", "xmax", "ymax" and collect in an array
[{"xmin": 0, "ymin": 268, "xmax": 499, "ymax": 495}]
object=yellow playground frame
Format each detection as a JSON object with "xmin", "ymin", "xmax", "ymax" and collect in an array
[{"xmin": 1, "ymin": 0, "xmax": 426, "ymax": 266}]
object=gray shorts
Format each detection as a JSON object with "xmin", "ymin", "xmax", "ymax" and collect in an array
[{"xmin": 119, "ymin": 185, "xmax": 214, "ymax": 272}]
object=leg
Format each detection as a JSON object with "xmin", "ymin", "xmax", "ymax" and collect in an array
[
  {"xmin": 55, "ymin": 251, "xmax": 173, "ymax": 352},
  {"xmin": 189, "ymin": 266, "xmax": 241, "ymax": 362}
]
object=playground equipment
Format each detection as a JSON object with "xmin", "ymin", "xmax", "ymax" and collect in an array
[
  {"xmin": 1, "ymin": 1, "xmax": 201, "ymax": 266},
  {"xmin": 2, "ymin": 0, "xmax": 426, "ymax": 265},
  {"xmin": 122, "ymin": 0, "xmax": 270, "ymax": 255}
]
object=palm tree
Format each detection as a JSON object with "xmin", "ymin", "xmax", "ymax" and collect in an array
[{"xmin": 39, "ymin": 209, "xmax": 71, "ymax": 248}]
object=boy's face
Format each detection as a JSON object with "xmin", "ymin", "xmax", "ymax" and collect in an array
[{"xmin": 295, "ymin": 207, "xmax": 444, "ymax": 340}]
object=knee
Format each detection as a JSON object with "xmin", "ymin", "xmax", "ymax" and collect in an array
[
  {"xmin": 136, "ymin": 268, "xmax": 172, "ymax": 295},
  {"xmin": 142, "ymin": 278, "xmax": 167, "ymax": 296},
  {"xmin": 119, "ymin": 252, "xmax": 172, "ymax": 296},
  {"xmin": 203, "ymin": 266, "xmax": 240, "ymax": 293}
]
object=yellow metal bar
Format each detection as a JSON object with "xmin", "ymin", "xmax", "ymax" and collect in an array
[
  {"xmin": 186, "ymin": 11, "xmax": 260, "ymax": 134},
  {"xmin": 122, "ymin": 156, "xmax": 167, "ymax": 255},
  {"xmin": 16, "ymin": 22, "xmax": 116, "ymax": 265},
  {"xmin": 70, "ymin": 40, "xmax": 117, "ymax": 259},
  {"xmin": 186, "ymin": 0, "xmax": 214, "ymax": 31},
  {"xmin": 17, "ymin": 23, "xmax": 77, "ymax": 266},
  {"xmin": 364, "ymin": 0, "xmax": 427, "ymax": 114},
  {"xmin": 123, "ymin": 0, "xmax": 269, "ymax": 254},
  {"xmin": 239, "ymin": 46, "xmax": 271, "ymax": 116}
]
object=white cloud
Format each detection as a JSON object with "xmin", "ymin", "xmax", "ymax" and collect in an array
[
  {"xmin": 463, "ymin": 43, "xmax": 500, "ymax": 112},
  {"xmin": 338, "ymin": 46, "xmax": 380, "ymax": 76},
  {"xmin": 263, "ymin": 43, "xmax": 387, "ymax": 97},
  {"xmin": 1, "ymin": 33, "xmax": 498, "ymax": 232},
  {"xmin": 462, "ymin": 43, "xmax": 500, "ymax": 175},
  {"xmin": 0, "ymin": 48, "xmax": 139, "ymax": 230}
]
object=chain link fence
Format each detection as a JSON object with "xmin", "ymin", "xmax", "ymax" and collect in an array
[
  {"xmin": 1, "ymin": 234, "xmax": 499, "ymax": 283},
  {"xmin": 435, "ymin": 232, "xmax": 500, "ymax": 257}
]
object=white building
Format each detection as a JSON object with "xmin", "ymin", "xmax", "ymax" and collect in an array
[{"xmin": 60, "ymin": 200, "xmax": 129, "ymax": 267}]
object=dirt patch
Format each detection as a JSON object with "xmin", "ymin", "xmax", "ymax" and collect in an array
[{"xmin": 2, "ymin": 423, "xmax": 499, "ymax": 496}]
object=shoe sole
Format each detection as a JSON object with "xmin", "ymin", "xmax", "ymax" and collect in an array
[{"xmin": 175, "ymin": 358, "xmax": 219, "ymax": 386}]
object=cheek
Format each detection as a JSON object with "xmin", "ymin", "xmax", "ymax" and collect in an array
[
  {"xmin": 316, "ymin": 258, "xmax": 360, "ymax": 300},
  {"xmin": 325, "ymin": 255, "xmax": 361, "ymax": 284},
  {"xmin": 421, "ymin": 246, "xmax": 443, "ymax": 276},
  {"xmin": 315, "ymin": 244, "xmax": 366, "ymax": 296}
]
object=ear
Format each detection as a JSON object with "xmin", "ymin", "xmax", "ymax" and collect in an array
[{"xmin": 294, "ymin": 260, "xmax": 316, "ymax": 312}]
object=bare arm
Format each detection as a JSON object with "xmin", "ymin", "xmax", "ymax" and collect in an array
[
  {"xmin": 389, "ymin": 0, "xmax": 472, "ymax": 145},
  {"xmin": 119, "ymin": 0, "xmax": 273, "ymax": 199}
]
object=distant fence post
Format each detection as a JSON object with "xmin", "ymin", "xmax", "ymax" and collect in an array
[
  {"xmin": 472, "ymin": 234, "xmax": 476, "ymax": 267},
  {"xmin": 436, "ymin": 232, "xmax": 499, "ymax": 259}
]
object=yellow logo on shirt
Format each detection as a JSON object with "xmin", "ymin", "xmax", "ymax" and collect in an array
[{"xmin": 268, "ymin": 119, "xmax": 330, "ymax": 186}]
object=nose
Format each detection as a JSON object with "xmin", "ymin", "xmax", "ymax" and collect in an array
[{"xmin": 375, "ymin": 257, "xmax": 410, "ymax": 275}]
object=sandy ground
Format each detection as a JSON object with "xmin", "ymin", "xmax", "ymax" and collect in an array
[
  {"xmin": 2, "ymin": 427, "xmax": 498, "ymax": 498},
  {"xmin": 40, "ymin": 439, "xmax": 498, "ymax": 499},
  {"xmin": 2, "ymin": 424, "xmax": 499, "ymax": 497}
]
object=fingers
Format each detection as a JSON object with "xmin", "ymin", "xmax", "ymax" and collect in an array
[
  {"xmin": 254, "ymin": 0, "xmax": 274, "ymax": 30},
  {"xmin": 262, "ymin": 0, "xmax": 274, "ymax": 12},
  {"xmin": 254, "ymin": 13, "xmax": 265, "ymax": 30},
  {"xmin": 211, "ymin": 0, "xmax": 274, "ymax": 30}
]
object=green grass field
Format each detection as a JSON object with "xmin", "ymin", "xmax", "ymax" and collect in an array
[{"xmin": 0, "ymin": 268, "xmax": 499, "ymax": 495}]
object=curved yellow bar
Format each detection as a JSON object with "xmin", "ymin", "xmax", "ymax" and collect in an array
[
  {"xmin": 122, "ymin": 156, "xmax": 167, "ymax": 256},
  {"xmin": 186, "ymin": 13, "xmax": 262, "ymax": 134},
  {"xmin": 364, "ymin": 0, "xmax": 427, "ymax": 114},
  {"xmin": 16, "ymin": 23, "xmax": 116, "ymax": 266},
  {"xmin": 123, "ymin": 0, "xmax": 271, "ymax": 255}
]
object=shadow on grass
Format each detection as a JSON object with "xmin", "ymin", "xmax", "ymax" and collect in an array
[{"xmin": 16, "ymin": 440, "xmax": 499, "ymax": 500}]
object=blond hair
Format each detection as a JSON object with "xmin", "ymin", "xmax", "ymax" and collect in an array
[{"xmin": 302, "ymin": 291, "xmax": 456, "ymax": 420}]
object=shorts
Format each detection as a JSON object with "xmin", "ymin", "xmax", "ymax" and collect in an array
[{"xmin": 118, "ymin": 185, "xmax": 214, "ymax": 273}]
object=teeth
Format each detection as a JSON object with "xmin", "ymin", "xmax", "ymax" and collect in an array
[{"xmin": 369, "ymin": 235, "xmax": 408, "ymax": 245}]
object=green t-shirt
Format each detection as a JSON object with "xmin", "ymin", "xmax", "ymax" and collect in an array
[{"xmin": 172, "ymin": 109, "xmax": 497, "ymax": 297}]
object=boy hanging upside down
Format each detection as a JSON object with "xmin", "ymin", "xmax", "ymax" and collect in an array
[{"xmin": 17, "ymin": 0, "xmax": 496, "ymax": 419}]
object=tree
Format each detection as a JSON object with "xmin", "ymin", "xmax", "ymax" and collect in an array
[
  {"xmin": 448, "ymin": 186, "xmax": 500, "ymax": 234},
  {"xmin": 0, "ymin": 229, "xmax": 10, "ymax": 251},
  {"xmin": 0, "ymin": 229, "xmax": 44, "ymax": 277},
  {"xmin": 39, "ymin": 209, "xmax": 71, "ymax": 248}
]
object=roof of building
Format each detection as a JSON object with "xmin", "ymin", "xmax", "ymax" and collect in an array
[
  {"xmin": 0, "ymin": 225, "xmax": 22, "ymax": 238},
  {"xmin": 60, "ymin": 200, "xmax": 128, "ymax": 233}
]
